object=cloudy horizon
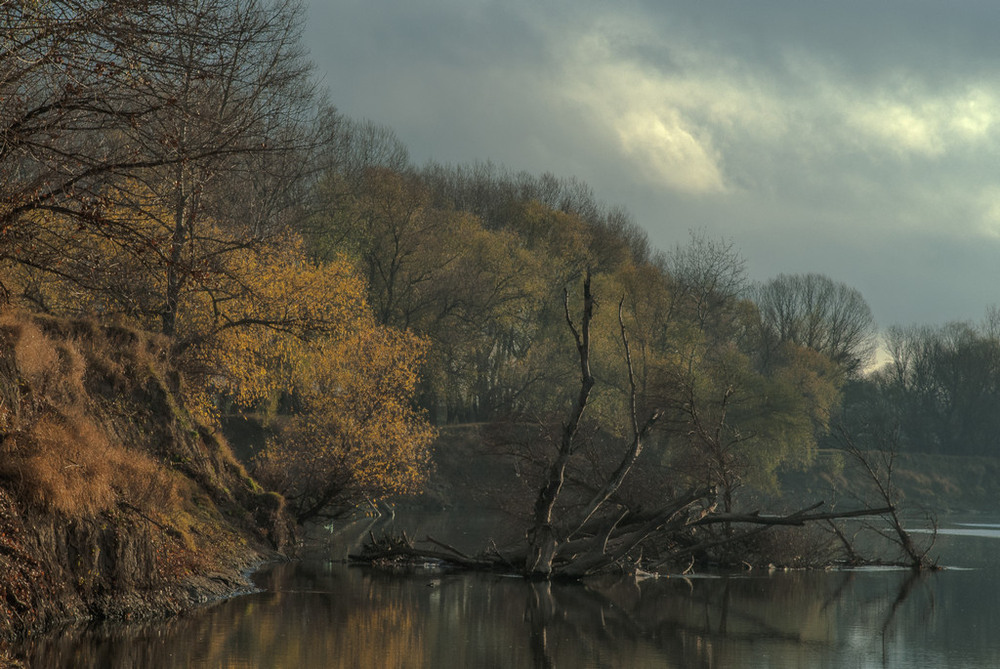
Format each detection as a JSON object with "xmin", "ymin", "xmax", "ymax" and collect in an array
[{"xmin": 303, "ymin": 0, "xmax": 1000, "ymax": 330}]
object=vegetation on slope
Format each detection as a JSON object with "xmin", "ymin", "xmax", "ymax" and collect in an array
[{"xmin": 0, "ymin": 311, "xmax": 289, "ymax": 645}]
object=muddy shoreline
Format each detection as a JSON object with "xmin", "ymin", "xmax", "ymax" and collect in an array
[{"xmin": 2, "ymin": 542, "xmax": 284, "ymax": 666}]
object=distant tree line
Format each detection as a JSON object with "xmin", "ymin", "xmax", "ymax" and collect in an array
[{"xmin": 839, "ymin": 314, "xmax": 1000, "ymax": 457}]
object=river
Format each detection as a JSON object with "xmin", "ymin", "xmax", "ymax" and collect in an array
[{"xmin": 19, "ymin": 512, "xmax": 1000, "ymax": 668}]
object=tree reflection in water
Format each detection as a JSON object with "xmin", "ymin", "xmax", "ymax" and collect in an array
[{"xmin": 17, "ymin": 562, "xmax": 961, "ymax": 668}]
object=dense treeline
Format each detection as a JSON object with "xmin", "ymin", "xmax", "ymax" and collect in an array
[
  {"xmin": 304, "ymin": 127, "xmax": 882, "ymax": 511},
  {"xmin": 0, "ymin": 0, "xmax": 991, "ymax": 536},
  {"xmin": 840, "ymin": 315, "xmax": 1000, "ymax": 457}
]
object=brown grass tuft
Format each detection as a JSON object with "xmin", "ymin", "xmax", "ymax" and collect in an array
[
  {"xmin": 10, "ymin": 319, "xmax": 61, "ymax": 386},
  {"xmin": 0, "ymin": 407, "xmax": 179, "ymax": 519},
  {"xmin": 0, "ymin": 313, "xmax": 182, "ymax": 519},
  {"xmin": 1, "ymin": 315, "xmax": 88, "ymax": 409},
  {"xmin": 3, "ymin": 412, "xmax": 115, "ymax": 516}
]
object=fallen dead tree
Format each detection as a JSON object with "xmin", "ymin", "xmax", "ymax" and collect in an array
[
  {"xmin": 350, "ymin": 500, "xmax": 900, "ymax": 576},
  {"xmin": 353, "ymin": 272, "xmax": 933, "ymax": 579}
]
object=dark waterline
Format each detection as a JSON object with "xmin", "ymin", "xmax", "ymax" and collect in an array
[{"xmin": 20, "ymin": 514, "xmax": 1000, "ymax": 668}]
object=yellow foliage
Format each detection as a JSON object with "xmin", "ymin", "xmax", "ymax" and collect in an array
[
  {"xmin": 182, "ymin": 237, "xmax": 371, "ymax": 410},
  {"xmin": 4, "ymin": 182, "xmax": 435, "ymax": 515},
  {"xmin": 254, "ymin": 325, "xmax": 436, "ymax": 518}
]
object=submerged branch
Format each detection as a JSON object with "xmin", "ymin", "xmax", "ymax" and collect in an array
[{"xmin": 692, "ymin": 505, "xmax": 895, "ymax": 528}]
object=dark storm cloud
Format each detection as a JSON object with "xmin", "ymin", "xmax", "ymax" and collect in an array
[
  {"xmin": 636, "ymin": 0, "xmax": 1000, "ymax": 83},
  {"xmin": 303, "ymin": 0, "xmax": 1000, "ymax": 329}
]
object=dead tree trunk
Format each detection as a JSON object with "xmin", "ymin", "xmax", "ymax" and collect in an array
[
  {"xmin": 354, "ymin": 280, "xmax": 916, "ymax": 578},
  {"xmin": 836, "ymin": 424, "xmax": 937, "ymax": 570},
  {"xmin": 527, "ymin": 278, "xmax": 682, "ymax": 577},
  {"xmin": 526, "ymin": 270, "xmax": 595, "ymax": 578},
  {"xmin": 569, "ymin": 297, "xmax": 661, "ymax": 537}
]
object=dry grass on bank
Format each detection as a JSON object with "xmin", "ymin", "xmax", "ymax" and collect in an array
[
  {"xmin": 0, "ymin": 310, "xmax": 285, "ymax": 647},
  {"xmin": 0, "ymin": 314, "xmax": 181, "ymax": 519}
]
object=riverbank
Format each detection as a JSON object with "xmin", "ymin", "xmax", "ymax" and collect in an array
[
  {"xmin": 778, "ymin": 449, "xmax": 1000, "ymax": 515},
  {"xmin": 0, "ymin": 313, "xmax": 292, "ymax": 661},
  {"xmin": 418, "ymin": 425, "xmax": 1000, "ymax": 516}
]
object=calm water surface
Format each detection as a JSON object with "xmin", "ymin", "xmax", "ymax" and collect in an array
[{"xmin": 21, "ymin": 514, "xmax": 1000, "ymax": 668}]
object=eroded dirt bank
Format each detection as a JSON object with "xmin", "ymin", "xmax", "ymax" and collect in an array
[{"xmin": 0, "ymin": 313, "xmax": 292, "ymax": 662}]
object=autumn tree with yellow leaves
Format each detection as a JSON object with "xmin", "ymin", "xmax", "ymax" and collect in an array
[
  {"xmin": 187, "ymin": 243, "xmax": 435, "ymax": 521},
  {"xmin": 0, "ymin": 1, "xmax": 436, "ymax": 522},
  {"xmin": 4, "ymin": 192, "xmax": 435, "ymax": 520}
]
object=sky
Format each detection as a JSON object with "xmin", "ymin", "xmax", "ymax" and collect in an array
[{"xmin": 302, "ymin": 0, "xmax": 1000, "ymax": 330}]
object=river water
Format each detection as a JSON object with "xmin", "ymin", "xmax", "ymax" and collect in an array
[{"xmin": 20, "ymin": 513, "xmax": 1000, "ymax": 668}]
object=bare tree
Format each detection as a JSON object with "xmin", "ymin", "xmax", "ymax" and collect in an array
[
  {"xmin": 0, "ymin": 1, "xmax": 160, "ymax": 256},
  {"xmin": 833, "ymin": 422, "xmax": 937, "ymax": 570},
  {"xmin": 1, "ymin": 0, "xmax": 321, "ymax": 340},
  {"xmin": 666, "ymin": 230, "xmax": 748, "ymax": 335},
  {"xmin": 112, "ymin": 0, "xmax": 317, "ymax": 336},
  {"xmin": 755, "ymin": 273, "xmax": 877, "ymax": 377},
  {"xmin": 353, "ymin": 277, "xmax": 894, "ymax": 579}
]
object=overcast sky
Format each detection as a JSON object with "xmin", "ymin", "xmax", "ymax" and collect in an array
[{"xmin": 303, "ymin": 0, "xmax": 1000, "ymax": 329}]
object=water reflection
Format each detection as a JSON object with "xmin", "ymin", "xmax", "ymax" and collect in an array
[
  {"xmin": 18, "ymin": 562, "xmax": 984, "ymax": 668},
  {"xmin": 21, "ymin": 517, "xmax": 1000, "ymax": 668}
]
